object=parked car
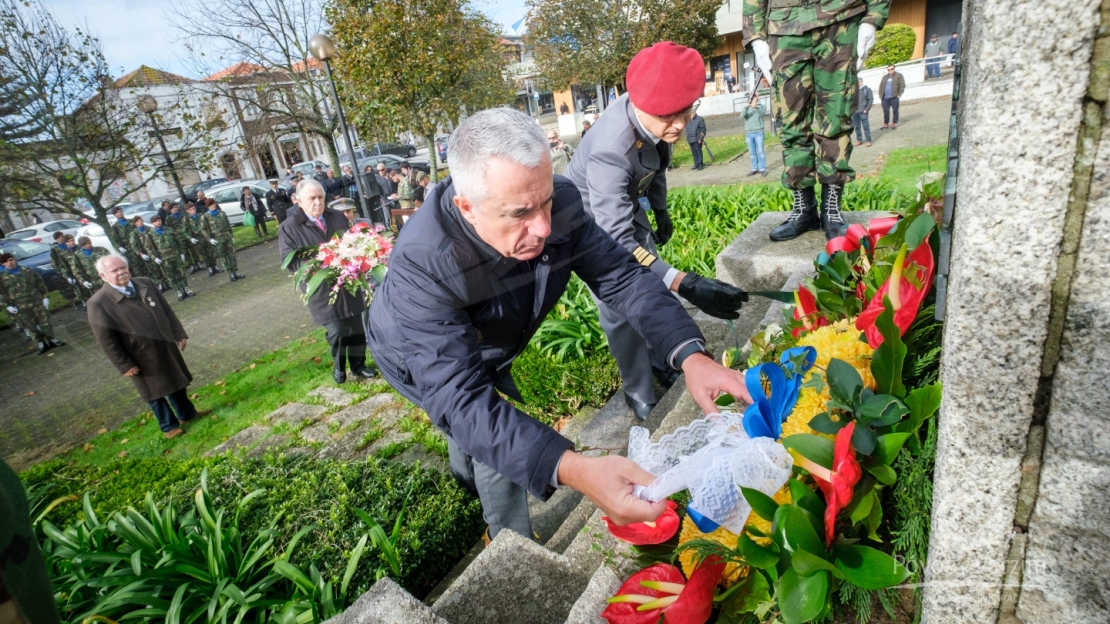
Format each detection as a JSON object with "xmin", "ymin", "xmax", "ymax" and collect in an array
[
  {"xmin": 6, "ymin": 219, "xmax": 86, "ymax": 243},
  {"xmin": 182, "ymin": 178, "xmax": 229, "ymax": 202},
  {"xmin": 435, "ymin": 137, "xmax": 448, "ymax": 163},
  {"xmin": 357, "ymin": 154, "xmax": 431, "ymax": 175},
  {"xmin": 365, "ymin": 142, "xmax": 417, "ymax": 158},
  {"xmin": 0, "ymin": 239, "xmax": 70, "ymax": 297},
  {"xmin": 73, "ymin": 212, "xmax": 156, "ymax": 254},
  {"xmin": 206, "ymin": 179, "xmax": 272, "ymax": 226}
]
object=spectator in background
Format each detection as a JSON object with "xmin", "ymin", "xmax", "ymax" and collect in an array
[
  {"xmin": 546, "ymin": 129, "xmax": 574, "ymax": 175},
  {"xmin": 948, "ymin": 32, "xmax": 959, "ymax": 57},
  {"xmin": 924, "ymin": 34, "xmax": 943, "ymax": 79},
  {"xmin": 240, "ymin": 186, "xmax": 268, "ymax": 236},
  {"xmin": 393, "ymin": 168, "xmax": 415, "ymax": 209},
  {"xmin": 324, "ymin": 170, "xmax": 345, "ymax": 202},
  {"xmin": 313, "ymin": 165, "xmax": 328, "ymax": 183},
  {"xmin": 559, "ymin": 102, "xmax": 570, "ymax": 115},
  {"xmin": 413, "ymin": 171, "xmax": 430, "ymax": 208},
  {"xmin": 879, "ymin": 65, "xmax": 905, "ymax": 130},
  {"xmin": 375, "ymin": 168, "xmax": 395, "ymax": 208},
  {"xmin": 742, "ymin": 99, "xmax": 767, "ymax": 177},
  {"xmin": 685, "ymin": 105, "xmax": 707, "ymax": 171},
  {"xmin": 342, "ymin": 165, "xmax": 358, "ymax": 200},
  {"xmin": 852, "ymin": 77, "xmax": 873, "ymax": 147},
  {"xmin": 581, "ymin": 120, "xmax": 591, "ymax": 137},
  {"xmin": 88, "ymin": 254, "xmax": 205, "ymax": 439}
]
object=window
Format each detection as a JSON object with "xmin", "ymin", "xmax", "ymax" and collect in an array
[
  {"xmin": 8, "ymin": 231, "xmax": 36, "ymax": 240},
  {"xmin": 45, "ymin": 223, "xmax": 66, "ymax": 231},
  {"xmin": 214, "ymin": 188, "xmax": 238, "ymax": 203}
]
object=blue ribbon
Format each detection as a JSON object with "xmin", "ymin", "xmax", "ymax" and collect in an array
[
  {"xmin": 742, "ymin": 346, "xmax": 817, "ymax": 439},
  {"xmin": 686, "ymin": 506, "xmax": 720, "ymax": 533}
]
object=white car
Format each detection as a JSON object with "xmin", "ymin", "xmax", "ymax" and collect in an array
[
  {"xmin": 74, "ymin": 211, "xmax": 157, "ymax": 253},
  {"xmin": 6, "ymin": 219, "xmax": 86, "ymax": 243},
  {"xmin": 206, "ymin": 179, "xmax": 272, "ymax": 226}
]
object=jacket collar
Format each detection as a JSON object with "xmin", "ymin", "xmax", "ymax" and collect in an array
[{"xmin": 621, "ymin": 95, "xmax": 662, "ymax": 171}]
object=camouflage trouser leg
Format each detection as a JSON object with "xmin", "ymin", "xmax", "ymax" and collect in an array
[
  {"xmin": 128, "ymin": 254, "xmax": 150, "ymax": 279},
  {"xmin": 186, "ymin": 242, "xmax": 206, "ymax": 266},
  {"xmin": 771, "ymin": 17, "xmax": 860, "ymax": 189},
  {"xmin": 162, "ymin": 257, "xmax": 187, "ymax": 289},
  {"xmin": 216, "ymin": 240, "xmax": 238, "ymax": 272},
  {"xmin": 23, "ymin": 304, "xmax": 54, "ymax": 339}
]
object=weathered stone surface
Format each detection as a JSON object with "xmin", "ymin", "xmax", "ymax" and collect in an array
[
  {"xmin": 431, "ymin": 530, "xmax": 586, "ymax": 624},
  {"xmin": 246, "ymin": 433, "xmax": 291, "ymax": 458},
  {"xmin": 921, "ymin": 1, "xmax": 1104, "ymax": 621},
  {"xmin": 265, "ymin": 402, "xmax": 327, "ymax": 427},
  {"xmin": 754, "ymin": 262, "xmax": 815, "ymax": 332},
  {"xmin": 325, "ymin": 578, "xmax": 447, "ymax": 624},
  {"xmin": 563, "ymin": 509, "xmax": 636, "ymax": 576},
  {"xmin": 1017, "ymin": 522, "xmax": 1110, "ymax": 623},
  {"xmin": 715, "ymin": 211, "xmax": 889, "ymax": 292},
  {"xmin": 206, "ymin": 424, "xmax": 271, "ymax": 455},
  {"xmin": 1025, "ymin": 451, "xmax": 1110, "ymax": 542},
  {"xmin": 545, "ymin": 497, "xmax": 596, "ymax": 555},
  {"xmin": 307, "ymin": 386, "xmax": 358, "ymax": 407},
  {"xmin": 318, "ymin": 430, "xmax": 373, "ymax": 461},
  {"xmin": 559, "ymin": 405, "xmax": 599, "ymax": 445},
  {"xmin": 297, "ymin": 421, "xmax": 335, "ymax": 445},
  {"xmin": 367, "ymin": 430, "xmax": 413, "ymax": 456},
  {"xmin": 328, "ymin": 394, "xmax": 404, "ymax": 430},
  {"xmin": 391, "ymin": 444, "xmax": 449, "ymax": 473},
  {"xmin": 565, "ymin": 566, "xmax": 623, "ymax": 624},
  {"xmin": 529, "ymin": 487, "xmax": 584, "ymax": 545}
]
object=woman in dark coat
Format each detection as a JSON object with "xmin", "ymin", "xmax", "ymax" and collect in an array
[
  {"xmin": 240, "ymin": 186, "xmax": 269, "ymax": 236},
  {"xmin": 87, "ymin": 254, "xmax": 201, "ymax": 438},
  {"xmin": 278, "ymin": 179, "xmax": 376, "ymax": 384}
]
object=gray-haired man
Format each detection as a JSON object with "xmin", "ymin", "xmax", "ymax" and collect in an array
[{"xmin": 367, "ymin": 107, "xmax": 753, "ymax": 541}]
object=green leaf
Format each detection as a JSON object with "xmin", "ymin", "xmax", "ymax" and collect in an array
[
  {"xmin": 341, "ymin": 534, "xmax": 368, "ymax": 599},
  {"xmin": 777, "ymin": 567, "xmax": 829, "ymax": 624},
  {"xmin": 808, "ymin": 412, "xmax": 847, "ymax": 435},
  {"xmin": 787, "ymin": 481, "xmax": 825, "ymax": 535},
  {"xmin": 715, "ymin": 393, "xmax": 736, "ymax": 407},
  {"xmin": 772, "ymin": 504, "xmax": 824, "ymax": 555},
  {"xmin": 866, "ymin": 495, "xmax": 884, "ymax": 542},
  {"xmin": 792, "ymin": 549, "xmax": 844, "ymax": 579},
  {"xmin": 871, "ymin": 299, "xmax": 907, "ymax": 398},
  {"xmin": 718, "ymin": 567, "xmax": 771, "ymax": 613},
  {"xmin": 304, "ymin": 267, "xmax": 334, "ymax": 297},
  {"xmin": 370, "ymin": 264, "xmax": 388, "ymax": 284},
  {"xmin": 866, "ymin": 464, "xmax": 897, "ymax": 485},
  {"xmin": 848, "ymin": 490, "xmax": 876, "ymax": 524},
  {"xmin": 851, "ymin": 425, "xmax": 877, "ymax": 456},
  {"xmin": 858, "ymin": 395, "xmax": 909, "ymax": 427},
  {"xmin": 273, "ymin": 561, "xmax": 316, "ymax": 594},
  {"xmin": 899, "ymin": 382, "xmax": 943, "ymax": 437},
  {"xmin": 742, "ymin": 487, "xmax": 780, "ymax": 522},
  {"xmin": 872, "ymin": 433, "xmax": 912, "ymax": 465},
  {"xmin": 904, "ymin": 212, "xmax": 936, "ymax": 250},
  {"xmin": 832, "ymin": 545, "xmax": 910, "ymax": 589},
  {"xmin": 738, "ymin": 533, "xmax": 780, "ymax": 569},
  {"xmin": 782, "ymin": 434, "xmax": 834, "ymax": 469},
  {"xmin": 826, "ymin": 358, "xmax": 864, "ymax": 405}
]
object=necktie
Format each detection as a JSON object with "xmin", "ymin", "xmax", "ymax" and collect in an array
[
  {"xmin": 315, "ymin": 217, "xmax": 326, "ymax": 231},
  {"xmin": 124, "ymin": 287, "xmax": 135, "ymax": 298}
]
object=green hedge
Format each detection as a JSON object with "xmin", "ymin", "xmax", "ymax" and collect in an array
[
  {"xmin": 865, "ymin": 23, "xmax": 916, "ymax": 68},
  {"xmin": 23, "ymin": 454, "xmax": 483, "ymax": 599},
  {"xmin": 513, "ymin": 344, "xmax": 621, "ymax": 425}
]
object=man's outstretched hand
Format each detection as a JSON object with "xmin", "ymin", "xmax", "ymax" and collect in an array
[
  {"xmin": 557, "ymin": 451, "xmax": 666, "ymax": 525},
  {"xmin": 681, "ymin": 352, "xmax": 753, "ymax": 415}
]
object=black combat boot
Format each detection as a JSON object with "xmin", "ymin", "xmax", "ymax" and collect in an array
[
  {"xmin": 769, "ymin": 187, "xmax": 820, "ymax": 242},
  {"xmin": 49, "ymin": 337, "xmax": 65, "ymax": 348},
  {"xmin": 177, "ymin": 288, "xmax": 186, "ymax": 301},
  {"xmin": 36, "ymin": 339, "xmax": 50, "ymax": 354},
  {"xmin": 207, "ymin": 266, "xmax": 216, "ymax": 277},
  {"xmin": 188, "ymin": 264, "xmax": 198, "ymax": 275},
  {"xmin": 820, "ymin": 183, "xmax": 846, "ymax": 241},
  {"xmin": 229, "ymin": 272, "xmax": 237, "ymax": 282},
  {"xmin": 213, "ymin": 265, "xmax": 224, "ymax": 274},
  {"xmin": 233, "ymin": 271, "xmax": 246, "ymax": 280},
  {"xmin": 183, "ymin": 287, "xmax": 196, "ymax": 298}
]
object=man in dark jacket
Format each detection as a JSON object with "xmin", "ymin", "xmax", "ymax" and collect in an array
[
  {"xmin": 87, "ymin": 254, "xmax": 203, "ymax": 438},
  {"xmin": 685, "ymin": 107, "xmax": 707, "ymax": 170},
  {"xmin": 368, "ymin": 108, "xmax": 752, "ymax": 541},
  {"xmin": 879, "ymin": 65, "xmax": 906, "ymax": 129},
  {"xmin": 265, "ymin": 179, "xmax": 292, "ymax": 223},
  {"xmin": 278, "ymin": 179, "xmax": 376, "ymax": 384},
  {"xmin": 240, "ymin": 186, "xmax": 269, "ymax": 236},
  {"xmin": 852, "ymin": 77, "xmax": 873, "ymax": 146}
]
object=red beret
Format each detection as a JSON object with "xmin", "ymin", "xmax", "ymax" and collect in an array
[{"xmin": 626, "ymin": 42, "xmax": 706, "ymax": 116}]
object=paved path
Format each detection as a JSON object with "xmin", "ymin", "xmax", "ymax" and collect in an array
[
  {"xmin": 0, "ymin": 238, "xmax": 315, "ymax": 468},
  {"xmin": 665, "ymin": 96, "xmax": 953, "ymax": 188}
]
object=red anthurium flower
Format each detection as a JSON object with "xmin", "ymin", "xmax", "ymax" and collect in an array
[
  {"xmin": 351, "ymin": 221, "xmax": 371, "ymax": 232},
  {"xmin": 602, "ymin": 557, "xmax": 724, "ymax": 624},
  {"xmin": 855, "ymin": 240, "xmax": 935, "ymax": 348},
  {"xmin": 603, "ymin": 500, "xmax": 679, "ymax": 545},
  {"xmin": 796, "ymin": 422, "xmax": 862, "ymax": 546},
  {"xmin": 792, "ymin": 286, "xmax": 829, "ymax": 338}
]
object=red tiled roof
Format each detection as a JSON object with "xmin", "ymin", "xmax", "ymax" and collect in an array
[
  {"xmin": 204, "ymin": 62, "xmax": 266, "ymax": 81},
  {"xmin": 114, "ymin": 65, "xmax": 192, "ymax": 88},
  {"xmin": 290, "ymin": 57, "xmax": 324, "ymax": 73}
]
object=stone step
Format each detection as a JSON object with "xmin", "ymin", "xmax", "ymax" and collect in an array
[
  {"xmin": 323, "ymin": 577, "xmax": 448, "ymax": 624},
  {"xmin": 564, "ymin": 566, "xmax": 624, "ymax": 624}
]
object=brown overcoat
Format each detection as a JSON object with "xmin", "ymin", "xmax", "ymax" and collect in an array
[{"xmin": 87, "ymin": 276, "xmax": 192, "ymax": 402}]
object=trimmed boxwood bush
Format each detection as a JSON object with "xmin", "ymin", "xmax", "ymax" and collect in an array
[
  {"xmin": 513, "ymin": 344, "xmax": 621, "ymax": 424},
  {"xmin": 23, "ymin": 454, "xmax": 483, "ymax": 599},
  {"xmin": 865, "ymin": 23, "xmax": 916, "ymax": 68}
]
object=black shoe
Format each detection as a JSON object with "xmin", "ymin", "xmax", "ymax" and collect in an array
[
  {"xmin": 653, "ymin": 367, "xmax": 680, "ymax": 390},
  {"xmin": 177, "ymin": 289, "xmax": 186, "ymax": 301},
  {"xmin": 820, "ymin": 183, "xmax": 846, "ymax": 241},
  {"xmin": 624, "ymin": 394, "xmax": 656, "ymax": 422},
  {"xmin": 49, "ymin": 338, "xmax": 65, "ymax": 347},
  {"xmin": 188, "ymin": 266, "xmax": 198, "ymax": 275},
  {"xmin": 36, "ymin": 341, "xmax": 49, "ymax": 355},
  {"xmin": 229, "ymin": 273, "xmax": 237, "ymax": 282},
  {"xmin": 234, "ymin": 272, "xmax": 245, "ymax": 280},
  {"xmin": 213, "ymin": 266, "xmax": 224, "ymax": 274},
  {"xmin": 184, "ymin": 287, "xmax": 196, "ymax": 298},
  {"xmin": 761, "ymin": 170, "xmax": 768, "ymax": 177},
  {"xmin": 351, "ymin": 365, "xmax": 378, "ymax": 379},
  {"xmin": 747, "ymin": 170, "xmax": 759, "ymax": 177},
  {"xmin": 333, "ymin": 370, "xmax": 347, "ymax": 384},
  {"xmin": 769, "ymin": 188, "xmax": 820, "ymax": 242},
  {"xmin": 207, "ymin": 267, "xmax": 216, "ymax": 277}
]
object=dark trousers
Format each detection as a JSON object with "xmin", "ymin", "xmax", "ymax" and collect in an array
[
  {"xmin": 852, "ymin": 111, "xmax": 872, "ymax": 143},
  {"xmin": 447, "ymin": 436, "xmax": 531, "ymax": 540},
  {"xmin": 149, "ymin": 387, "xmax": 196, "ymax": 432},
  {"xmin": 252, "ymin": 213, "xmax": 268, "ymax": 236},
  {"xmin": 882, "ymin": 97, "xmax": 900, "ymax": 125},
  {"xmin": 325, "ymin": 316, "xmax": 367, "ymax": 372},
  {"xmin": 688, "ymin": 141, "xmax": 703, "ymax": 168}
]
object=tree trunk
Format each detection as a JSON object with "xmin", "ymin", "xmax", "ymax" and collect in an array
[
  {"xmin": 427, "ymin": 133, "xmax": 440, "ymax": 183},
  {"xmin": 596, "ymin": 84, "xmax": 605, "ymax": 112}
]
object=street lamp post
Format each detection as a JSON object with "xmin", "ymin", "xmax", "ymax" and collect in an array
[
  {"xmin": 309, "ymin": 34, "xmax": 380, "ymax": 225},
  {"xmin": 137, "ymin": 95, "xmax": 188, "ymax": 207}
]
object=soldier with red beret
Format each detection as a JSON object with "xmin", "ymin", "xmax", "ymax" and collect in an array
[{"xmin": 565, "ymin": 41, "xmax": 748, "ymax": 420}]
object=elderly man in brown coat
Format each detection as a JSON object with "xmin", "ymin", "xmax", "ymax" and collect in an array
[{"xmin": 87, "ymin": 254, "xmax": 203, "ymax": 438}]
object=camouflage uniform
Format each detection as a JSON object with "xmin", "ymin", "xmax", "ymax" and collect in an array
[
  {"xmin": 167, "ymin": 213, "xmax": 199, "ymax": 267},
  {"xmin": 397, "ymin": 177, "xmax": 415, "ymax": 209},
  {"xmin": 200, "ymin": 208, "xmax": 238, "ymax": 272},
  {"xmin": 185, "ymin": 213, "xmax": 216, "ymax": 268},
  {"xmin": 149, "ymin": 226, "xmax": 189, "ymax": 290},
  {"xmin": 129, "ymin": 226, "xmax": 164, "ymax": 284},
  {"xmin": 111, "ymin": 218, "xmax": 146, "ymax": 278},
  {"xmin": 743, "ymin": 0, "xmax": 889, "ymax": 189},
  {"xmin": 72, "ymin": 246, "xmax": 110, "ymax": 290},
  {"xmin": 0, "ymin": 266, "xmax": 55, "ymax": 341}
]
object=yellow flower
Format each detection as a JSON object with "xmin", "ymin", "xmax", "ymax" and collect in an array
[
  {"xmin": 782, "ymin": 319, "xmax": 875, "ymax": 447},
  {"xmin": 677, "ymin": 487, "xmax": 793, "ymax": 585}
]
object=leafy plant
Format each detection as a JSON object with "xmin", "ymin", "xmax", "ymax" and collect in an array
[
  {"xmin": 353, "ymin": 503, "xmax": 407, "ymax": 581},
  {"xmin": 864, "ymin": 23, "xmax": 916, "ymax": 68},
  {"xmin": 531, "ymin": 276, "xmax": 608, "ymax": 362}
]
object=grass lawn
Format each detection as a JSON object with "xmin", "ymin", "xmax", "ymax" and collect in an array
[
  {"xmin": 669, "ymin": 132, "xmax": 782, "ymax": 168},
  {"xmin": 876, "ymin": 144, "xmax": 949, "ymax": 199},
  {"xmin": 232, "ymin": 222, "xmax": 278, "ymax": 249},
  {"xmin": 67, "ymin": 329, "xmax": 394, "ymax": 466}
]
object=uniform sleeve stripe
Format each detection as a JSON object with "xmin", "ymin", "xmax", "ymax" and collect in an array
[{"xmin": 633, "ymin": 246, "xmax": 657, "ymax": 267}]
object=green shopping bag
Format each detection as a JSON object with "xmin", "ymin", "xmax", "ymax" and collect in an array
[{"xmin": 243, "ymin": 211, "xmax": 255, "ymax": 227}]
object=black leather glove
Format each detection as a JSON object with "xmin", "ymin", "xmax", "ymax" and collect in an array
[
  {"xmin": 677, "ymin": 272, "xmax": 747, "ymax": 320},
  {"xmin": 653, "ymin": 209, "xmax": 674, "ymax": 246}
]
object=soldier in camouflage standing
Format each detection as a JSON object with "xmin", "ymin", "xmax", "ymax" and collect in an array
[
  {"xmin": 166, "ymin": 202, "xmax": 199, "ymax": 274},
  {"xmin": 185, "ymin": 203, "xmax": 222, "ymax": 277},
  {"xmin": 149, "ymin": 215, "xmax": 195, "ymax": 301},
  {"xmin": 59, "ymin": 235, "xmax": 94, "ymax": 309},
  {"xmin": 129, "ymin": 216, "xmax": 168, "ymax": 292},
  {"xmin": 200, "ymin": 198, "xmax": 246, "ymax": 282},
  {"xmin": 49, "ymin": 232, "xmax": 83, "ymax": 309},
  {"xmin": 109, "ymin": 206, "xmax": 143, "ymax": 278},
  {"xmin": 71, "ymin": 236, "xmax": 110, "ymax": 292},
  {"xmin": 0, "ymin": 252, "xmax": 66, "ymax": 354},
  {"xmin": 743, "ymin": 0, "xmax": 889, "ymax": 241}
]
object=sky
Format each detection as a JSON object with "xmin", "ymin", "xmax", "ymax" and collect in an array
[{"xmin": 40, "ymin": 0, "xmax": 529, "ymax": 79}]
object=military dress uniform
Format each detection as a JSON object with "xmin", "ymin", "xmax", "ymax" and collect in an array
[
  {"xmin": 150, "ymin": 224, "xmax": 193, "ymax": 299},
  {"xmin": 743, "ymin": 0, "xmax": 890, "ymax": 241},
  {"xmin": 200, "ymin": 207, "xmax": 244, "ymax": 281},
  {"xmin": 0, "ymin": 265, "xmax": 64, "ymax": 353},
  {"xmin": 564, "ymin": 43, "xmax": 749, "ymax": 419}
]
